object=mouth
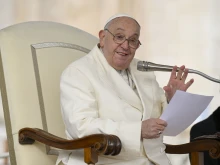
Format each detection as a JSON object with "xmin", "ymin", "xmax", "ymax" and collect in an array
[{"xmin": 116, "ymin": 51, "xmax": 129, "ymax": 56}]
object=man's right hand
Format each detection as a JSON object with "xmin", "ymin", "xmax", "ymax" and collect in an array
[{"xmin": 141, "ymin": 118, "xmax": 167, "ymax": 139}]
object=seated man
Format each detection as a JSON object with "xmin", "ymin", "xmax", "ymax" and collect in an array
[
  {"xmin": 190, "ymin": 106, "xmax": 220, "ymax": 165},
  {"xmin": 58, "ymin": 14, "xmax": 194, "ymax": 165}
]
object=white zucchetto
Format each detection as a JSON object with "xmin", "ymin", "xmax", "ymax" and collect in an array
[{"xmin": 104, "ymin": 13, "xmax": 140, "ymax": 29}]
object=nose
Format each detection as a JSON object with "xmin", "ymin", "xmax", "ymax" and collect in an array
[{"xmin": 120, "ymin": 39, "xmax": 129, "ymax": 50}]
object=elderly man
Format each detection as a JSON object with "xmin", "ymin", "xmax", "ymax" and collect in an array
[{"xmin": 58, "ymin": 14, "xmax": 194, "ymax": 165}]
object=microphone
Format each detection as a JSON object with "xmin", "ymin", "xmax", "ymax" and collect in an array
[{"xmin": 137, "ymin": 61, "xmax": 220, "ymax": 83}]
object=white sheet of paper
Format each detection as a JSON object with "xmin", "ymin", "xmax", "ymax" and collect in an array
[{"xmin": 160, "ymin": 90, "xmax": 213, "ymax": 136}]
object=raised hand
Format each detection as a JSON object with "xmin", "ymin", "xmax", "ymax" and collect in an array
[{"xmin": 163, "ymin": 65, "xmax": 194, "ymax": 103}]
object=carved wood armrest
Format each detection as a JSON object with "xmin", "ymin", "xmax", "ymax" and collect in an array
[
  {"xmin": 165, "ymin": 138, "xmax": 220, "ymax": 159},
  {"xmin": 19, "ymin": 127, "xmax": 121, "ymax": 164}
]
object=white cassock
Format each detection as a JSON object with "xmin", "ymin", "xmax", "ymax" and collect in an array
[{"xmin": 56, "ymin": 45, "xmax": 172, "ymax": 165}]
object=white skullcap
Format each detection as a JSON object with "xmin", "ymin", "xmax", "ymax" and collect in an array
[{"xmin": 104, "ymin": 13, "xmax": 140, "ymax": 29}]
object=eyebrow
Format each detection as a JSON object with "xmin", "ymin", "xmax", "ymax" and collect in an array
[
  {"xmin": 115, "ymin": 28, "xmax": 139, "ymax": 36},
  {"xmin": 116, "ymin": 28, "xmax": 125, "ymax": 31}
]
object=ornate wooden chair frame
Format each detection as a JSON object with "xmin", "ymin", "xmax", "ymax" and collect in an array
[{"xmin": 19, "ymin": 128, "xmax": 220, "ymax": 165}]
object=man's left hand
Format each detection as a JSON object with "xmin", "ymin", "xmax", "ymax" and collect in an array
[{"xmin": 163, "ymin": 65, "xmax": 194, "ymax": 103}]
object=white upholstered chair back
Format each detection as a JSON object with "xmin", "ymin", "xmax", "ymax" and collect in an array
[{"xmin": 0, "ymin": 22, "xmax": 98, "ymax": 165}]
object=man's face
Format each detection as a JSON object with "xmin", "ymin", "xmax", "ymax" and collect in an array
[{"xmin": 99, "ymin": 17, "xmax": 140, "ymax": 70}]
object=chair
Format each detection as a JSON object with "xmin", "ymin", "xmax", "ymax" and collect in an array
[
  {"xmin": 0, "ymin": 21, "xmax": 219, "ymax": 165},
  {"xmin": 0, "ymin": 95, "xmax": 9, "ymax": 164},
  {"xmin": 0, "ymin": 132, "xmax": 9, "ymax": 165}
]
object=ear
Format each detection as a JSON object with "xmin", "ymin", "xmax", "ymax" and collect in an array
[{"xmin": 99, "ymin": 30, "xmax": 105, "ymax": 47}]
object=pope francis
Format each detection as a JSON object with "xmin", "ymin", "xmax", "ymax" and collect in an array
[{"xmin": 57, "ymin": 14, "xmax": 194, "ymax": 165}]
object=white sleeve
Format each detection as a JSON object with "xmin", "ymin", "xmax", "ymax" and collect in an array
[{"xmin": 60, "ymin": 66, "xmax": 142, "ymax": 155}]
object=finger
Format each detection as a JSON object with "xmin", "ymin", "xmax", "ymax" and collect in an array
[
  {"xmin": 155, "ymin": 130, "xmax": 163, "ymax": 138},
  {"xmin": 156, "ymin": 119, "xmax": 168, "ymax": 127},
  {"xmin": 156, "ymin": 125, "xmax": 166, "ymax": 131},
  {"xmin": 153, "ymin": 129, "xmax": 161, "ymax": 135},
  {"xmin": 163, "ymin": 85, "xmax": 171, "ymax": 93},
  {"xmin": 155, "ymin": 133, "xmax": 160, "ymax": 138},
  {"xmin": 170, "ymin": 66, "xmax": 178, "ymax": 80},
  {"xmin": 184, "ymin": 78, "xmax": 194, "ymax": 90},
  {"xmin": 176, "ymin": 65, "xmax": 185, "ymax": 80},
  {"xmin": 155, "ymin": 131, "xmax": 162, "ymax": 137},
  {"xmin": 163, "ymin": 86, "xmax": 173, "ymax": 102},
  {"xmin": 157, "ymin": 130, "xmax": 163, "ymax": 135},
  {"xmin": 163, "ymin": 84, "xmax": 175, "ymax": 94},
  {"xmin": 164, "ymin": 88, "xmax": 173, "ymax": 103},
  {"xmin": 181, "ymin": 68, "xmax": 189, "ymax": 82}
]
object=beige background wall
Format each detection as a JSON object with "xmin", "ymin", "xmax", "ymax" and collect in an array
[{"xmin": 0, "ymin": 0, "xmax": 219, "ymax": 164}]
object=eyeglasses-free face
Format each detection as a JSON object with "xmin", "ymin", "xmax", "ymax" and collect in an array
[{"xmin": 104, "ymin": 29, "xmax": 141, "ymax": 49}]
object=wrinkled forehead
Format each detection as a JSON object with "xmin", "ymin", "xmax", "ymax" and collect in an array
[
  {"xmin": 104, "ymin": 15, "xmax": 140, "ymax": 29},
  {"xmin": 106, "ymin": 17, "xmax": 141, "ymax": 37}
]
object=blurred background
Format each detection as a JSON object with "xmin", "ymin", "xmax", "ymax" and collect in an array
[{"xmin": 0, "ymin": 0, "xmax": 220, "ymax": 164}]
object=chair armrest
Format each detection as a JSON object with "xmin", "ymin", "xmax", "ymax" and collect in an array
[
  {"xmin": 165, "ymin": 139, "xmax": 220, "ymax": 159},
  {"xmin": 19, "ymin": 127, "xmax": 121, "ymax": 164},
  {"xmin": 165, "ymin": 134, "xmax": 220, "ymax": 165}
]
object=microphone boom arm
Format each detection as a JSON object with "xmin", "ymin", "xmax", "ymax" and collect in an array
[{"xmin": 137, "ymin": 61, "xmax": 220, "ymax": 84}]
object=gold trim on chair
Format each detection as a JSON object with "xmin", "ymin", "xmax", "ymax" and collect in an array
[
  {"xmin": 32, "ymin": 42, "xmax": 90, "ymax": 53},
  {"xmin": 31, "ymin": 42, "xmax": 90, "ymax": 155}
]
